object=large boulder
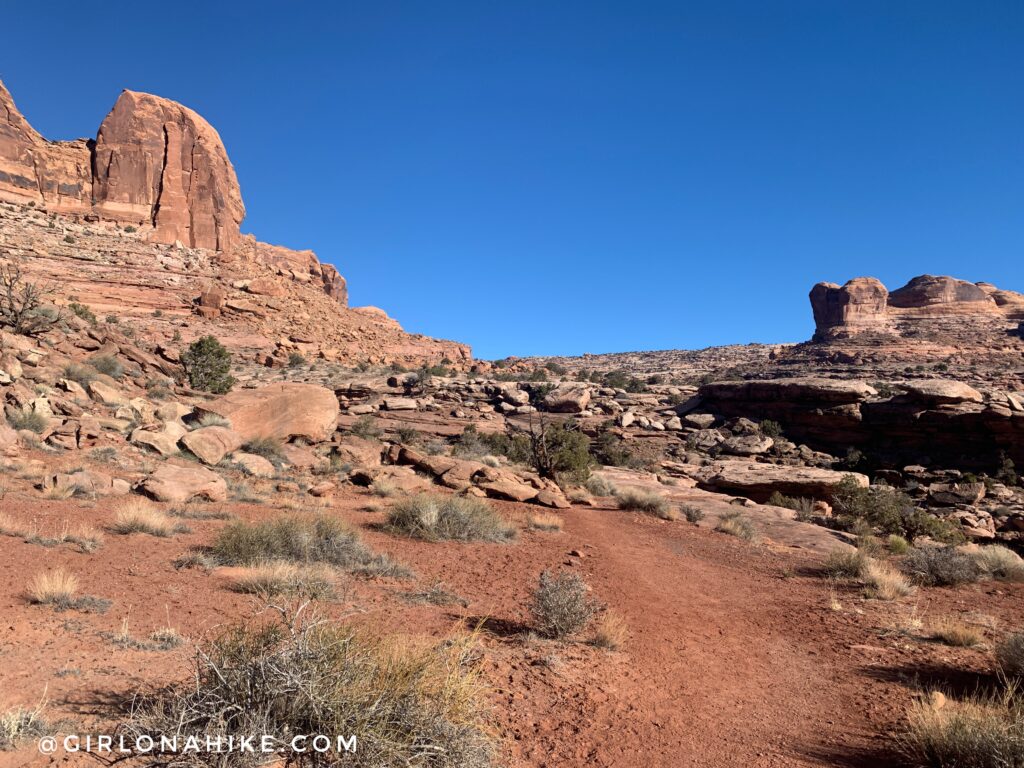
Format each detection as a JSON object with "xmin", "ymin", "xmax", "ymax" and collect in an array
[
  {"xmin": 543, "ymin": 384, "xmax": 591, "ymax": 413},
  {"xmin": 694, "ymin": 459, "xmax": 868, "ymax": 503},
  {"xmin": 180, "ymin": 426, "xmax": 243, "ymax": 466},
  {"xmin": 898, "ymin": 380, "xmax": 984, "ymax": 405},
  {"xmin": 139, "ymin": 464, "xmax": 228, "ymax": 503},
  {"xmin": 197, "ymin": 383, "xmax": 339, "ymax": 443},
  {"xmin": 888, "ymin": 275, "xmax": 996, "ymax": 310}
]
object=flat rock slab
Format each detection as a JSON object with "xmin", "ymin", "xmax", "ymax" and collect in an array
[
  {"xmin": 139, "ymin": 463, "xmax": 228, "ymax": 503},
  {"xmin": 198, "ymin": 382, "xmax": 339, "ymax": 443},
  {"xmin": 693, "ymin": 459, "xmax": 868, "ymax": 503}
]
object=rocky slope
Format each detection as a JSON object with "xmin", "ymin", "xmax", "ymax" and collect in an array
[{"xmin": 0, "ymin": 79, "xmax": 468, "ymax": 366}]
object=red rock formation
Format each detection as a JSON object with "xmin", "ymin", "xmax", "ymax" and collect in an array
[
  {"xmin": 92, "ymin": 90, "xmax": 245, "ymax": 251},
  {"xmin": 809, "ymin": 277, "xmax": 890, "ymax": 339},
  {"xmin": 888, "ymin": 274, "xmax": 998, "ymax": 313},
  {"xmin": 0, "ymin": 79, "xmax": 350, "ymax": 306}
]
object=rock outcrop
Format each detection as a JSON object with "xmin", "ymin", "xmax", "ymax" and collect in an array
[
  {"xmin": 809, "ymin": 278, "xmax": 890, "ymax": 339},
  {"xmin": 0, "ymin": 79, "xmax": 348, "ymax": 305},
  {"xmin": 92, "ymin": 90, "xmax": 245, "ymax": 251}
]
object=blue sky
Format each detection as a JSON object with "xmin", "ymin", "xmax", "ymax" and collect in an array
[{"xmin": 3, "ymin": 1, "xmax": 1022, "ymax": 359}]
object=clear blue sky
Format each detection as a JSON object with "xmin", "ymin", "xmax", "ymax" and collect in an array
[{"xmin": 3, "ymin": 1, "xmax": 1021, "ymax": 359}]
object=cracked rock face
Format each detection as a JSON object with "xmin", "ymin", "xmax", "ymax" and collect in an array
[{"xmin": 1, "ymin": 80, "xmax": 244, "ymax": 251}]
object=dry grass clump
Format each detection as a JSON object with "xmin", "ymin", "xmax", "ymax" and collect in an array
[
  {"xmin": 116, "ymin": 610, "xmax": 495, "ymax": 768},
  {"xmin": 903, "ymin": 545, "xmax": 983, "ymax": 587},
  {"xmin": 230, "ymin": 562, "xmax": 336, "ymax": 599},
  {"xmin": 0, "ymin": 701, "xmax": 51, "ymax": 750},
  {"xmin": 900, "ymin": 686, "xmax": 1024, "ymax": 767},
  {"xmin": 110, "ymin": 499, "xmax": 183, "ymax": 537},
  {"xmin": 887, "ymin": 534, "xmax": 911, "ymax": 555},
  {"xmin": 862, "ymin": 558, "xmax": 915, "ymax": 600},
  {"xmin": 387, "ymin": 494, "xmax": 516, "ymax": 543},
  {"xmin": 403, "ymin": 581, "xmax": 468, "ymax": 607},
  {"xmin": 370, "ymin": 479, "xmax": 398, "ymax": 498},
  {"xmin": 715, "ymin": 510, "xmax": 757, "ymax": 542},
  {"xmin": 614, "ymin": 487, "xmax": 670, "ymax": 517},
  {"xmin": 211, "ymin": 515, "xmax": 408, "ymax": 578},
  {"xmin": 998, "ymin": 633, "xmax": 1024, "ymax": 679},
  {"xmin": 530, "ymin": 570, "xmax": 598, "ymax": 640},
  {"xmin": 590, "ymin": 610, "xmax": 628, "ymax": 650},
  {"xmin": 0, "ymin": 513, "xmax": 26, "ymax": 537},
  {"xmin": 822, "ymin": 549, "xmax": 867, "ymax": 579},
  {"xmin": 528, "ymin": 513, "xmax": 564, "ymax": 532},
  {"xmin": 681, "ymin": 505, "xmax": 704, "ymax": 523},
  {"xmin": 928, "ymin": 616, "xmax": 984, "ymax": 648},
  {"xmin": 585, "ymin": 476, "xmax": 617, "ymax": 497},
  {"xmin": 194, "ymin": 412, "xmax": 231, "ymax": 429},
  {"xmin": 973, "ymin": 545, "xmax": 1024, "ymax": 582},
  {"xmin": 26, "ymin": 568, "xmax": 79, "ymax": 606}
]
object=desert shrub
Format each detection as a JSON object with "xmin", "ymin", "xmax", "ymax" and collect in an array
[
  {"xmin": 614, "ymin": 487, "xmax": 668, "ymax": 516},
  {"xmin": 387, "ymin": 494, "xmax": 515, "ymax": 542},
  {"xmin": 887, "ymin": 534, "xmax": 912, "ymax": 555},
  {"xmin": 822, "ymin": 550, "xmax": 867, "ymax": 579},
  {"xmin": 370, "ymin": 479, "xmax": 398, "ymax": 498},
  {"xmin": 241, "ymin": 437, "xmax": 286, "ymax": 466},
  {"xmin": 0, "ymin": 702, "xmax": 51, "ymax": 750},
  {"xmin": 900, "ymin": 687, "xmax": 1024, "ymax": 768},
  {"xmin": 998, "ymin": 634, "xmax": 1024, "ymax": 679},
  {"xmin": 109, "ymin": 500, "xmax": 181, "ymax": 538},
  {"xmin": 350, "ymin": 415, "xmax": 381, "ymax": 439},
  {"xmin": 395, "ymin": 425, "xmax": 421, "ymax": 445},
  {"xmin": 90, "ymin": 354, "xmax": 124, "ymax": 379},
  {"xmin": 832, "ymin": 476, "xmax": 959, "ymax": 543},
  {"xmin": 903, "ymin": 546, "xmax": 983, "ymax": 587},
  {"xmin": 715, "ymin": 510, "xmax": 757, "ymax": 541},
  {"xmin": 212, "ymin": 515, "xmax": 407, "ymax": 577},
  {"xmin": 0, "ymin": 258, "xmax": 63, "ymax": 336},
  {"xmin": 181, "ymin": 335, "xmax": 235, "ymax": 394},
  {"xmin": 67, "ymin": 301, "xmax": 96, "ymax": 325},
  {"xmin": 591, "ymin": 429, "xmax": 638, "ymax": 468},
  {"xmin": 523, "ymin": 419, "xmax": 593, "ymax": 482},
  {"xmin": 861, "ymin": 558, "xmax": 915, "ymax": 600},
  {"xmin": 7, "ymin": 408, "xmax": 47, "ymax": 433},
  {"xmin": 585, "ymin": 475, "xmax": 617, "ymax": 497},
  {"xmin": 759, "ymin": 419, "xmax": 783, "ymax": 438},
  {"xmin": 195, "ymin": 412, "xmax": 231, "ymax": 429},
  {"xmin": 123, "ymin": 225, "xmax": 137, "ymax": 233},
  {"xmin": 287, "ymin": 351, "xmax": 306, "ymax": 367},
  {"xmin": 973, "ymin": 545, "xmax": 1024, "ymax": 582},
  {"xmin": 530, "ymin": 570, "xmax": 598, "ymax": 639},
  {"xmin": 767, "ymin": 491, "xmax": 816, "ymax": 521},
  {"xmin": 115, "ymin": 612, "xmax": 495, "ymax": 768},
  {"xmin": 681, "ymin": 505, "xmax": 704, "ymax": 523},
  {"xmin": 62, "ymin": 362, "xmax": 96, "ymax": 386}
]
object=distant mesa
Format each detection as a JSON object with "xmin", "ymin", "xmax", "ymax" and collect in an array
[
  {"xmin": 810, "ymin": 274, "xmax": 1024, "ymax": 340},
  {"xmin": 0, "ymin": 78, "xmax": 346, "ymax": 304}
]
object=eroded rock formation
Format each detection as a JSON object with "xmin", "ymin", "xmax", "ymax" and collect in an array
[
  {"xmin": 0, "ymin": 78, "xmax": 347, "ymax": 305},
  {"xmin": 810, "ymin": 274, "xmax": 1024, "ymax": 340}
]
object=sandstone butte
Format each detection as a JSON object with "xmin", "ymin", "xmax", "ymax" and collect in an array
[{"xmin": 0, "ymin": 78, "xmax": 469, "ymax": 367}]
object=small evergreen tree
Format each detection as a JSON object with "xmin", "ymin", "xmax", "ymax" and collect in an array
[{"xmin": 182, "ymin": 335, "xmax": 235, "ymax": 394}]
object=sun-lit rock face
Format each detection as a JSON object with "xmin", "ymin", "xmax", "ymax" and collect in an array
[
  {"xmin": 92, "ymin": 89, "xmax": 246, "ymax": 251},
  {"xmin": 810, "ymin": 274, "xmax": 1022, "ymax": 339}
]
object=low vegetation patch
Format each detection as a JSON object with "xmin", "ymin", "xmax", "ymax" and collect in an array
[
  {"xmin": 110, "ymin": 500, "xmax": 184, "ymax": 538},
  {"xmin": 530, "ymin": 570, "xmax": 598, "ymax": 640},
  {"xmin": 715, "ymin": 510, "xmax": 757, "ymax": 541},
  {"xmin": 116, "ymin": 611, "xmax": 495, "ymax": 768},
  {"xmin": 7, "ymin": 408, "xmax": 47, "ymax": 433},
  {"xmin": 614, "ymin": 487, "xmax": 669, "ymax": 517},
  {"xmin": 822, "ymin": 549, "xmax": 867, "ymax": 579},
  {"xmin": 527, "ymin": 512, "xmax": 563, "ymax": 532},
  {"xmin": 861, "ymin": 558, "xmax": 915, "ymax": 600},
  {"xmin": 903, "ymin": 546, "xmax": 983, "ymax": 587},
  {"xmin": 241, "ymin": 437, "xmax": 286, "ymax": 466},
  {"xmin": 181, "ymin": 335, "xmax": 235, "ymax": 394},
  {"xmin": 973, "ymin": 545, "xmax": 1024, "ymax": 582},
  {"xmin": 229, "ymin": 562, "xmax": 335, "ymax": 599},
  {"xmin": 584, "ymin": 475, "xmax": 617, "ymax": 497},
  {"xmin": 89, "ymin": 354, "xmax": 124, "ymax": 379},
  {"xmin": 387, "ymin": 494, "xmax": 516, "ymax": 543},
  {"xmin": 211, "ymin": 515, "xmax": 409, "ymax": 578},
  {"xmin": 998, "ymin": 633, "xmax": 1024, "ymax": 679},
  {"xmin": 26, "ymin": 569, "xmax": 110, "ymax": 613},
  {"xmin": 928, "ymin": 616, "xmax": 984, "ymax": 648},
  {"xmin": 590, "ymin": 610, "xmax": 628, "ymax": 650},
  {"xmin": 831, "ymin": 476, "xmax": 960, "ymax": 543},
  {"xmin": 681, "ymin": 505, "xmax": 704, "ymax": 523},
  {"xmin": 0, "ymin": 702, "xmax": 51, "ymax": 751},
  {"xmin": 900, "ymin": 686, "xmax": 1024, "ymax": 768}
]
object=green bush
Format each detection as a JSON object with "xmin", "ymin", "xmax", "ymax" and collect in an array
[
  {"xmin": 351, "ymin": 415, "xmax": 381, "ymax": 439},
  {"xmin": 181, "ymin": 335, "xmax": 235, "ymax": 394},
  {"xmin": 591, "ymin": 429, "xmax": 638, "ymax": 468},
  {"xmin": 242, "ymin": 437, "xmax": 286, "ymax": 466},
  {"xmin": 67, "ymin": 302, "xmax": 96, "ymax": 325},
  {"xmin": 287, "ymin": 351, "xmax": 306, "ymax": 368},
  {"xmin": 831, "ymin": 476, "xmax": 959, "ymax": 543}
]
